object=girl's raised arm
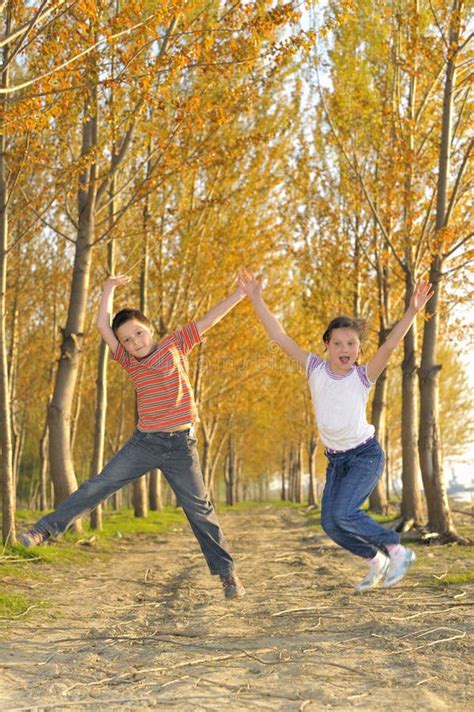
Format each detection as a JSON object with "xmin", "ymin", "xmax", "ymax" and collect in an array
[
  {"xmin": 367, "ymin": 280, "xmax": 434, "ymax": 383},
  {"xmin": 238, "ymin": 269, "xmax": 308, "ymax": 368}
]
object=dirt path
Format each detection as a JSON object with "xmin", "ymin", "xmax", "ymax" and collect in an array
[{"xmin": 1, "ymin": 506, "xmax": 472, "ymax": 711}]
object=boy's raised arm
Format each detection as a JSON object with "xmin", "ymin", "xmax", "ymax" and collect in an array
[
  {"xmin": 238, "ymin": 268, "xmax": 308, "ymax": 368},
  {"xmin": 195, "ymin": 283, "xmax": 246, "ymax": 336},
  {"xmin": 96, "ymin": 275, "xmax": 131, "ymax": 354}
]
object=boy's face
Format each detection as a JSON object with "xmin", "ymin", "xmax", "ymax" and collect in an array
[
  {"xmin": 326, "ymin": 328, "xmax": 361, "ymax": 374},
  {"xmin": 116, "ymin": 319, "xmax": 155, "ymax": 358}
]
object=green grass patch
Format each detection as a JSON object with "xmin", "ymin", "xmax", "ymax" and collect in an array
[
  {"xmin": 0, "ymin": 592, "xmax": 36, "ymax": 620},
  {"xmin": 14, "ymin": 506, "xmax": 185, "ymax": 545},
  {"xmin": 219, "ymin": 499, "xmax": 307, "ymax": 513},
  {"xmin": 7, "ymin": 507, "xmax": 186, "ymax": 566},
  {"xmin": 433, "ymin": 571, "xmax": 474, "ymax": 586},
  {"xmin": 91, "ymin": 507, "xmax": 185, "ymax": 537}
]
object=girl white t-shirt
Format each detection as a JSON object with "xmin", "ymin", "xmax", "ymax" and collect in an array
[{"xmin": 306, "ymin": 353, "xmax": 375, "ymax": 451}]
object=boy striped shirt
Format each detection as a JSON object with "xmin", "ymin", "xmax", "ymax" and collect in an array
[{"xmin": 112, "ymin": 322, "xmax": 201, "ymax": 432}]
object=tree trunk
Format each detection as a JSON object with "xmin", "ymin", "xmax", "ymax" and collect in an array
[
  {"xmin": 400, "ymin": 5, "xmax": 424, "ymax": 525},
  {"xmin": 369, "ymin": 324, "xmax": 388, "ymax": 514},
  {"xmin": 149, "ymin": 469, "xmax": 163, "ymax": 511},
  {"xmin": 48, "ymin": 95, "xmax": 98, "ymax": 512},
  {"xmin": 307, "ymin": 434, "xmax": 318, "ymax": 506},
  {"xmin": 224, "ymin": 435, "xmax": 235, "ymax": 506},
  {"xmin": 38, "ymin": 415, "xmax": 49, "ymax": 511},
  {"xmin": 90, "ymin": 207, "xmax": 116, "ymax": 529},
  {"xmin": 418, "ymin": 0, "xmax": 462, "ymax": 538},
  {"xmin": 401, "ymin": 274, "xmax": 424, "ymax": 522},
  {"xmin": 280, "ymin": 449, "xmax": 287, "ymax": 501},
  {"xmin": 0, "ymin": 9, "xmax": 15, "ymax": 544},
  {"xmin": 287, "ymin": 447, "xmax": 294, "ymax": 501},
  {"xmin": 111, "ymin": 375, "xmax": 126, "ymax": 510},
  {"xmin": 12, "ymin": 412, "xmax": 25, "ymax": 492},
  {"xmin": 235, "ymin": 457, "xmax": 242, "ymax": 504},
  {"xmin": 294, "ymin": 442, "xmax": 303, "ymax": 503},
  {"xmin": 70, "ymin": 357, "xmax": 85, "ymax": 458},
  {"xmin": 8, "ymin": 284, "xmax": 20, "ymax": 486}
]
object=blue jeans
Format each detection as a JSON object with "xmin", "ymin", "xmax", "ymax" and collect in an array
[
  {"xmin": 35, "ymin": 429, "xmax": 234, "ymax": 576},
  {"xmin": 321, "ymin": 438, "xmax": 400, "ymax": 559}
]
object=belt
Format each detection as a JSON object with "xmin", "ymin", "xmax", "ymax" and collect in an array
[
  {"xmin": 138, "ymin": 424, "xmax": 194, "ymax": 438},
  {"xmin": 325, "ymin": 435, "xmax": 375, "ymax": 455}
]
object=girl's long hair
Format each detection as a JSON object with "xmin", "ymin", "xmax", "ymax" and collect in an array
[{"xmin": 322, "ymin": 315, "xmax": 367, "ymax": 344}]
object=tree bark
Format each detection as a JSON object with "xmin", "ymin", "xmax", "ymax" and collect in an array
[
  {"xmin": 149, "ymin": 469, "xmax": 163, "ymax": 511},
  {"xmin": 399, "ymin": 4, "xmax": 424, "ymax": 526},
  {"xmin": 0, "ymin": 7, "xmax": 15, "ymax": 544},
  {"xmin": 90, "ymin": 191, "xmax": 116, "ymax": 529},
  {"xmin": 418, "ymin": 0, "xmax": 462, "ymax": 537},
  {"xmin": 48, "ymin": 90, "xmax": 98, "ymax": 512},
  {"xmin": 401, "ymin": 273, "xmax": 424, "ymax": 522},
  {"xmin": 38, "ymin": 415, "xmax": 49, "ymax": 511},
  {"xmin": 307, "ymin": 434, "xmax": 318, "ymax": 506},
  {"xmin": 224, "ymin": 436, "xmax": 235, "ymax": 506},
  {"xmin": 280, "ymin": 448, "xmax": 287, "ymax": 501},
  {"xmin": 369, "ymin": 279, "xmax": 389, "ymax": 513}
]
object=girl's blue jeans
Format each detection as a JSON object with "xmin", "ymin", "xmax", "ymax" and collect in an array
[
  {"xmin": 321, "ymin": 437, "xmax": 400, "ymax": 559},
  {"xmin": 35, "ymin": 429, "xmax": 234, "ymax": 576}
]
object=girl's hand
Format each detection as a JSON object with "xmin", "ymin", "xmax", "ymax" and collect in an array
[
  {"xmin": 105, "ymin": 274, "xmax": 132, "ymax": 289},
  {"xmin": 409, "ymin": 279, "xmax": 434, "ymax": 313},
  {"xmin": 237, "ymin": 268, "xmax": 262, "ymax": 300}
]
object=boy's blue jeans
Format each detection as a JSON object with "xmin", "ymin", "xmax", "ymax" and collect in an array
[
  {"xmin": 321, "ymin": 437, "xmax": 400, "ymax": 559},
  {"xmin": 35, "ymin": 429, "xmax": 234, "ymax": 576}
]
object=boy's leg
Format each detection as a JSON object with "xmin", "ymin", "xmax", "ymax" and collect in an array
[
  {"xmin": 30, "ymin": 431, "xmax": 158, "ymax": 539},
  {"xmin": 159, "ymin": 431, "xmax": 235, "ymax": 577}
]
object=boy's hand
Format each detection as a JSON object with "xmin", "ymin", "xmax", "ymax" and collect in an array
[
  {"xmin": 238, "ymin": 268, "xmax": 262, "ymax": 300},
  {"xmin": 105, "ymin": 274, "xmax": 132, "ymax": 289},
  {"xmin": 409, "ymin": 279, "xmax": 434, "ymax": 314}
]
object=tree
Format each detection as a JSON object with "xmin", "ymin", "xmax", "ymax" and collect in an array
[{"xmin": 418, "ymin": 0, "xmax": 472, "ymax": 540}]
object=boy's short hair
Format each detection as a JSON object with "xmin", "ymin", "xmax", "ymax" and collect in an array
[{"xmin": 112, "ymin": 308, "xmax": 152, "ymax": 336}]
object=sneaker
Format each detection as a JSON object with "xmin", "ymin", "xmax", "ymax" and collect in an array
[
  {"xmin": 220, "ymin": 573, "xmax": 245, "ymax": 599},
  {"xmin": 383, "ymin": 545, "xmax": 416, "ymax": 587},
  {"xmin": 356, "ymin": 551, "xmax": 390, "ymax": 591},
  {"xmin": 18, "ymin": 528, "xmax": 49, "ymax": 548}
]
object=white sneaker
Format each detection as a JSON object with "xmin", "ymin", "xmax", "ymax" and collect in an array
[
  {"xmin": 383, "ymin": 546, "xmax": 416, "ymax": 587},
  {"xmin": 356, "ymin": 551, "xmax": 390, "ymax": 591}
]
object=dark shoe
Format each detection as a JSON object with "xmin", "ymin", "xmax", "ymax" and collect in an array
[
  {"xmin": 220, "ymin": 573, "xmax": 245, "ymax": 599},
  {"xmin": 18, "ymin": 528, "xmax": 49, "ymax": 548}
]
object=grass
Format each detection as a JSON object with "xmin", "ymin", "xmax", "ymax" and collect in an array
[
  {"xmin": 0, "ymin": 592, "xmax": 39, "ymax": 620},
  {"xmin": 1, "ymin": 507, "xmax": 188, "ymax": 621},
  {"xmin": 434, "ymin": 571, "xmax": 474, "ymax": 586},
  {"xmin": 219, "ymin": 499, "xmax": 306, "ymax": 513},
  {"xmin": 302, "ymin": 505, "xmax": 474, "ymax": 591},
  {"xmin": 3, "ymin": 502, "xmax": 472, "ymax": 620}
]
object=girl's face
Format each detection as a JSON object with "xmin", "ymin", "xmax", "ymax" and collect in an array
[
  {"xmin": 326, "ymin": 328, "xmax": 361, "ymax": 374},
  {"xmin": 116, "ymin": 319, "xmax": 155, "ymax": 358}
]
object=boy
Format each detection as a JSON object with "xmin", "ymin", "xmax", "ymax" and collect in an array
[{"xmin": 20, "ymin": 275, "xmax": 245, "ymax": 599}]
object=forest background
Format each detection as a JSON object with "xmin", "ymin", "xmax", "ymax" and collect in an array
[{"xmin": 0, "ymin": 0, "xmax": 472, "ymax": 546}]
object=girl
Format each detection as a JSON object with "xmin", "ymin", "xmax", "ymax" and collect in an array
[
  {"xmin": 238, "ymin": 268, "xmax": 433, "ymax": 591},
  {"xmin": 20, "ymin": 275, "xmax": 246, "ymax": 600}
]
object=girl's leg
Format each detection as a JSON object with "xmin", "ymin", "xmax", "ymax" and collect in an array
[
  {"xmin": 321, "ymin": 461, "xmax": 380, "ymax": 558},
  {"xmin": 35, "ymin": 431, "xmax": 157, "ymax": 537},
  {"xmin": 159, "ymin": 431, "xmax": 234, "ymax": 576},
  {"xmin": 328, "ymin": 440, "xmax": 399, "ymax": 558}
]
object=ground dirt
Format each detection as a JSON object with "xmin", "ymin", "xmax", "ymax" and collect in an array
[{"xmin": 0, "ymin": 506, "xmax": 472, "ymax": 711}]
